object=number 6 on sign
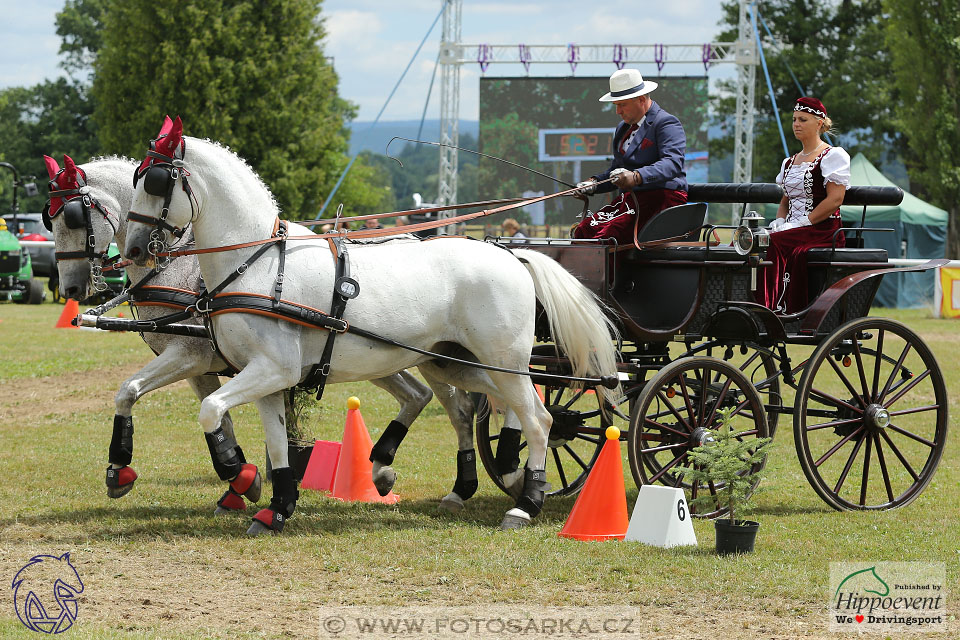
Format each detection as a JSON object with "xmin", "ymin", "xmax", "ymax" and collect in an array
[{"xmin": 625, "ymin": 485, "xmax": 698, "ymax": 548}]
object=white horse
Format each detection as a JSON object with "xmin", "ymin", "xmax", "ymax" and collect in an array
[
  {"xmin": 123, "ymin": 117, "xmax": 619, "ymax": 534},
  {"xmin": 46, "ymin": 152, "xmax": 475, "ymax": 516}
]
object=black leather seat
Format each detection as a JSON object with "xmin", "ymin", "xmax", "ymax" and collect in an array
[{"xmin": 806, "ymin": 247, "xmax": 888, "ymax": 263}]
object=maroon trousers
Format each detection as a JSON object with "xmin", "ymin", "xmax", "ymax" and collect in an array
[
  {"xmin": 573, "ymin": 189, "xmax": 688, "ymax": 247},
  {"xmin": 758, "ymin": 218, "xmax": 844, "ymax": 314}
]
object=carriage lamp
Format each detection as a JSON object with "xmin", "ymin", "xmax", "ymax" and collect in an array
[{"xmin": 733, "ymin": 211, "xmax": 770, "ymax": 291}]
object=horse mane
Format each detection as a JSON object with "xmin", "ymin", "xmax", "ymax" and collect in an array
[
  {"xmin": 88, "ymin": 154, "xmax": 138, "ymax": 166},
  {"xmin": 189, "ymin": 137, "xmax": 282, "ymax": 214}
]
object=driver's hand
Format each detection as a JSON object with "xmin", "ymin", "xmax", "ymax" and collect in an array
[{"xmin": 574, "ymin": 180, "xmax": 597, "ymax": 196}]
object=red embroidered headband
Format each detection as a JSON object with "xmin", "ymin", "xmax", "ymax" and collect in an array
[{"xmin": 794, "ymin": 97, "xmax": 827, "ymax": 118}]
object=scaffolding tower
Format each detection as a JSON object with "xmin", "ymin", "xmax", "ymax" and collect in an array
[{"xmin": 435, "ymin": 0, "xmax": 758, "ymax": 230}]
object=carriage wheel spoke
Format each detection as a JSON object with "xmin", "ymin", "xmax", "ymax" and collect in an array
[
  {"xmin": 574, "ymin": 434, "xmax": 601, "ymax": 445},
  {"xmin": 887, "ymin": 423, "xmax": 936, "ymax": 448},
  {"xmin": 678, "ymin": 376, "xmax": 697, "ymax": 429},
  {"xmin": 879, "ymin": 341, "xmax": 912, "ymax": 403},
  {"xmin": 852, "ymin": 340, "xmax": 872, "ymax": 403},
  {"xmin": 648, "ymin": 451, "xmax": 687, "ymax": 485},
  {"xmin": 888, "ymin": 404, "xmax": 940, "ymax": 418},
  {"xmin": 552, "ymin": 448, "xmax": 569, "ymax": 489},
  {"xmin": 698, "ymin": 370, "xmax": 708, "ymax": 425},
  {"xmin": 873, "ymin": 433, "xmax": 895, "ymax": 503},
  {"xmin": 827, "ymin": 356, "xmax": 866, "ymax": 408},
  {"xmin": 703, "ymin": 377, "xmax": 734, "ymax": 429},
  {"xmin": 642, "ymin": 418, "xmax": 688, "ymax": 439},
  {"xmin": 739, "ymin": 349, "xmax": 762, "ymax": 373},
  {"xmin": 859, "ymin": 434, "xmax": 873, "ymax": 506},
  {"xmin": 871, "ymin": 329, "xmax": 885, "ymax": 399},
  {"xmin": 814, "ymin": 426, "xmax": 866, "ymax": 467},
  {"xmin": 884, "ymin": 369, "xmax": 931, "ymax": 409},
  {"xmin": 806, "ymin": 416, "xmax": 863, "ymax": 432},
  {"xmin": 879, "ymin": 429, "xmax": 920, "ymax": 482},
  {"xmin": 810, "ymin": 387, "xmax": 863, "ymax": 414},
  {"xmin": 643, "ymin": 442, "xmax": 690, "ymax": 455},
  {"xmin": 656, "ymin": 390, "xmax": 692, "ymax": 432},
  {"xmin": 832, "ymin": 435, "xmax": 866, "ymax": 495},
  {"xmin": 562, "ymin": 388, "xmax": 587, "ymax": 409},
  {"xmin": 562, "ymin": 444, "xmax": 588, "ymax": 470}
]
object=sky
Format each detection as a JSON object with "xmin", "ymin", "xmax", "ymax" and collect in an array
[{"xmin": 1, "ymin": 0, "xmax": 732, "ymax": 121}]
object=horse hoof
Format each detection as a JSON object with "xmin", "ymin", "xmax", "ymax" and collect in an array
[
  {"xmin": 214, "ymin": 489, "xmax": 247, "ymax": 515},
  {"xmin": 372, "ymin": 467, "xmax": 397, "ymax": 497},
  {"xmin": 438, "ymin": 492, "xmax": 465, "ymax": 513},
  {"xmin": 500, "ymin": 508, "xmax": 532, "ymax": 530},
  {"xmin": 105, "ymin": 466, "xmax": 138, "ymax": 499},
  {"xmin": 230, "ymin": 464, "xmax": 262, "ymax": 503},
  {"xmin": 246, "ymin": 520, "xmax": 276, "ymax": 536},
  {"xmin": 106, "ymin": 482, "xmax": 135, "ymax": 499}
]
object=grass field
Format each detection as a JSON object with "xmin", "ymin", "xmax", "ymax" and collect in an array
[{"xmin": 0, "ymin": 296, "xmax": 956, "ymax": 639}]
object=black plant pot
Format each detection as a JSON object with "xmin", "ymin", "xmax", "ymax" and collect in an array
[
  {"xmin": 714, "ymin": 519, "xmax": 759, "ymax": 555},
  {"xmin": 265, "ymin": 439, "xmax": 315, "ymax": 482}
]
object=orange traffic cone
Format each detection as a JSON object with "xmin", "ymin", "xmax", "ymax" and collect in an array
[
  {"xmin": 558, "ymin": 426, "xmax": 629, "ymax": 541},
  {"xmin": 300, "ymin": 440, "xmax": 341, "ymax": 492},
  {"xmin": 330, "ymin": 397, "xmax": 399, "ymax": 504},
  {"xmin": 55, "ymin": 298, "xmax": 80, "ymax": 329}
]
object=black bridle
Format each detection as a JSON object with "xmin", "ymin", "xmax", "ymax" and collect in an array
[
  {"xmin": 44, "ymin": 168, "xmax": 120, "ymax": 291},
  {"xmin": 129, "ymin": 136, "xmax": 196, "ymax": 245}
]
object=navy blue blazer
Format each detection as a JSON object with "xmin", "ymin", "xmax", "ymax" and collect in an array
[{"xmin": 593, "ymin": 101, "xmax": 687, "ymax": 194}]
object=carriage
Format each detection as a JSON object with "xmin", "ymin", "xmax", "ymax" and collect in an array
[{"xmin": 474, "ymin": 183, "xmax": 948, "ymax": 517}]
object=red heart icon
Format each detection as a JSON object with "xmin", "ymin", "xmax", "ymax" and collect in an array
[{"xmin": 855, "ymin": 615, "xmax": 864, "ymax": 623}]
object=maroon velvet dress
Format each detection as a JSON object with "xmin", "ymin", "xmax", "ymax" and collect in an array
[{"xmin": 759, "ymin": 146, "xmax": 851, "ymax": 314}]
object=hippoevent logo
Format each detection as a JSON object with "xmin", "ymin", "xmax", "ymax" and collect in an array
[
  {"xmin": 11, "ymin": 553, "xmax": 84, "ymax": 634},
  {"xmin": 830, "ymin": 562, "xmax": 946, "ymax": 633}
]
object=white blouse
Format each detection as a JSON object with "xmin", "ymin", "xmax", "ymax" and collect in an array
[{"xmin": 776, "ymin": 147, "xmax": 851, "ymax": 222}]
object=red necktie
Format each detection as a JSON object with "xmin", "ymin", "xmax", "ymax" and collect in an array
[{"xmin": 619, "ymin": 124, "xmax": 638, "ymax": 154}]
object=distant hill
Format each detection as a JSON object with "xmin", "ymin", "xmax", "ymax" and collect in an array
[{"xmin": 347, "ymin": 120, "xmax": 479, "ymax": 156}]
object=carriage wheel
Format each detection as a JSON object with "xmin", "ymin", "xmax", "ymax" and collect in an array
[
  {"xmin": 474, "ymin": 345, "xmax": 624, "ymax": 497},
  {"xmin": 627, "ymin": 356, "xmax": 769, "ymax": 518},
  {"xmin": 685, "ymin": 341, "xmax": 783, "ymax": 436},
  {"xmin": 793, "ymin": 318, "xmax": 947, "ymax": 511}
]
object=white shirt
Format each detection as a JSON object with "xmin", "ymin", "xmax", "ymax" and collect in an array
[{"xmin": 776, "ymin": 147, "xmax": 851, "ymax": 222}]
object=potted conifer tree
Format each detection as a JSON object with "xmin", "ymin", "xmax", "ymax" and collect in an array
[
  {"xmin": 266, "ymin": 389, "xmax": 316, "ymax": 482},
  {"xmin": 677, "ymin": 407, "xmax": 772, "ymax": 555}
]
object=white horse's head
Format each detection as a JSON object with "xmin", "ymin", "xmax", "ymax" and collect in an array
[
  {"xmin": 126, "ymin": 115, "xmax": 279, "ymax": 265},
  {"xmin": 125, "ymin": 116, "xmax": 201, "ymax": 266},
  {"xmin": 43, "ymin": 154, "xmax": 133, "ymax": 301}
]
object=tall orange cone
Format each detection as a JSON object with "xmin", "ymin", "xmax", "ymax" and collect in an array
[
  {"xmin": 330, "ymin": 397, "xmax": 399, "ymax": 504},
  {"xmin": 558, "ymin": 426, "xmax": 629, "ymax": 541},
  {"xmin": 55, "ymin": 298, "xmax": 80, "ymax": 328}
]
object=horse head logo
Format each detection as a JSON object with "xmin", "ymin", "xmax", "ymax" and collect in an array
[
  {"xmin": 835, "ymin": 565, "xmax": 890, "ymax": 599},
  {"xmin": 11, "ymin": 553, "xmax": 84, "ymax": 634}
]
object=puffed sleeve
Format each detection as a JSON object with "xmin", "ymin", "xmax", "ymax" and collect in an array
[
  {"xmin": 775, "ymin": 157, "xmax": 790, "ymax": 186},
  {"xmin": 820, "ymin": 147, "xmax": 851, "ymax": 187}
]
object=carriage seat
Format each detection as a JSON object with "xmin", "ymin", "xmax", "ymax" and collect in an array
[
  {"xmin": 806, "ymin": 247, "xmax": 888, "ymax": 299},
  {"xmin": 805, "ymin": 247, "xmax": 888, "ymax": 264},
  {"xmin": 635, "ymin": 202, "xmax": 708, "ymax": 245}
]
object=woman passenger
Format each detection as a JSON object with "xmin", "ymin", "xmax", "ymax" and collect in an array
[{"xmin": 760, "ymin": 97, "xmax": 850, "ymax": 313}]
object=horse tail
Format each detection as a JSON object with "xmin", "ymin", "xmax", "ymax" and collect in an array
[{"xmin": 510, "ymin": 248, "xmax": 621, "ymax": 406}]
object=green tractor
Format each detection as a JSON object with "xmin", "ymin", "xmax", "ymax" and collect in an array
[{"xmin": 0, "ymin": 216, "xmax": 44, "ymax": 304}]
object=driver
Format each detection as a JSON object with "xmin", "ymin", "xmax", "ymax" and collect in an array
[{"xmin": 571, "ymin": 68, "xmax": 688, "ymax": 245}]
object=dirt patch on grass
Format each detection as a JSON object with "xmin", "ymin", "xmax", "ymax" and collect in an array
[{"xmin": 0, "ymin": 363, "xmax": 180, "ymax": 423}]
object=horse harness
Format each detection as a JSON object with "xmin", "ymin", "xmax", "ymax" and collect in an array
[{"xmin": 43, "ymin": 167, "xmax": 123, "ymax": 290}]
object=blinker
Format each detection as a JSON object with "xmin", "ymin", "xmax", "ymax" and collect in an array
[
  {"xmin": 143, "ymin": 165, "xmax": 173, "ymax": 197},
  {"xmin": 63, "ymin": 198, "xmax": 88, "ymax": 230}
]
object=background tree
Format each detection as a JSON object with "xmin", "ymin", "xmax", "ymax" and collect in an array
[
  {"xmin": 92, "ymin": 0, "xmax": 387, "ymax": 218},
  {"xmin": 885, "ymin": 0, "xmax": 960, "ymax": 257}
]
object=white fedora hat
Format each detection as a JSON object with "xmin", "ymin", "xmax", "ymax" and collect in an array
[{"xmin": 599, "ymin": 69, "xmax": 658, "ymax": 102}]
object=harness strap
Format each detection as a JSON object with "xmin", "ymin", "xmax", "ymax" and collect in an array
[
  {"xmin": 303, "ymin": 239, "xmax": 354, "ymax": 396},
  {"xmin": 208, "ymin": 293, "xmax": 348, "ymax": 332}
]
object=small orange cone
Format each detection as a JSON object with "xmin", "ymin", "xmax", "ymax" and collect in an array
[
  {"xmin": 558, "ymin": 426, "xmax": 629, "ymax": 541},
  {"xmin": 300, "ymin": 440, "xmax": 341, "ymax": 492},
  {"xmin": 55, "ymin": 298, "xmax": 80, "ymax": 328},
  {"xmin": 330, "ymin": 397, "xmax": 399, "ymax": 504}
]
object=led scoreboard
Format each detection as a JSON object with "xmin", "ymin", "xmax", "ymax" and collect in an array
[{"xmin": 538, "ymin": 128, "xmax": 612, "ymax": 162}]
